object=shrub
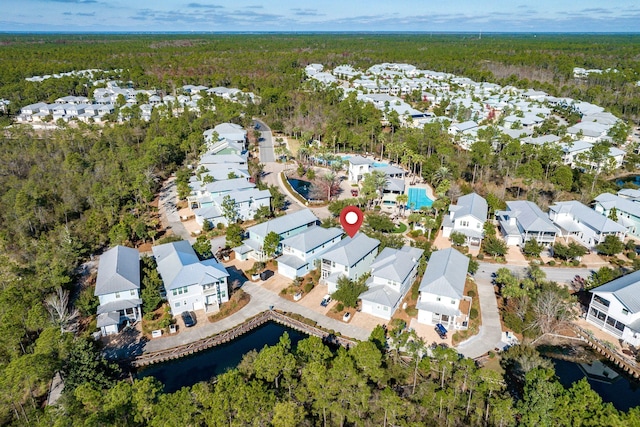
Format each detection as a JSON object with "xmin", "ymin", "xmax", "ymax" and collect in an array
[
  {"xmin": 335, "ymin": 302, "xmax": 344, "ymax": 312},
  {"xmin": 467, "ymin": 290, "xmax": 476, "ymax": 298},
  {"xmin": 476, "ymin": 253, "xmax": 484, "ymax": 260},
  {"xmin": 627, "ymin": 251, "xmax": 636, "ymax": 260},
  {"xmin": 217, "ymin": 222, "xmax": 225, "ymax": 230},
  {"xmin": 405, "ymin": 305, "xmax": 418, "ymax": 316},
  {"xmin": 303, "ymin": 282, "xmax": 314, "ymax": 293},
  {"xmin": 548, "ymin": 260, "xmax": 556, "ymax": 266},
  {"xmin": 469, "ymin": 308, "xmax": 479, "ymax": 320},
  {"xmin": 409, "ymin": 230, "xmax": 423, "ymax": 238},
  {"xmin": 571, "ymin": 259, "xmax": 580, "ymax": 266}
]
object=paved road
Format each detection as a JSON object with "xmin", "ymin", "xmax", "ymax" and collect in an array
[
  {"xmin": 139, "ymin": 281, "xmax": 371, "ymax": 355},
  {"xmin": 255, "ymin": 120, "xmax": 275, "ymax": 163}
]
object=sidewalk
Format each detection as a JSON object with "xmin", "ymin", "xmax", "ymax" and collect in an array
[{"xmin": 137, "ymin": 281, "xmax": 372, "ymax": 355}]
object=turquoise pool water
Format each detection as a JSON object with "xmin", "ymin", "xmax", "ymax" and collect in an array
[
  {"xmin": 407, "ymin": 187, "xmax": 433, "ymax": 210},
  {"xmin": 372, "ymin": 162, "xmax": 388, "ymax": 168}
]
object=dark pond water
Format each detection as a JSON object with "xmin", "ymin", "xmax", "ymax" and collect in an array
[
  {"xmin": 287, "ymin": 178, "xmax": 312, "ymax": 199},
  {"xmin": 553, "ymin": 358, "xmax": 640, "ymax": 411},
  {"xmin": 614, "ymin": 175, "xmax": 640, "ymax": 187},
  {"xmin": 137, "ymin": 322, "xmax": 307, "ymax": 393}
]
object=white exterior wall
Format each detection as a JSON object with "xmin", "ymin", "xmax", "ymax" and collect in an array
[
  {"xmin": 278, "ymin": 263, "xmax": 299, "ymax": 280},
  {"xmin": 587, "ymin": 291, "xmax": 640, "ymax": 347},
  {"xmin": 98, "ymin": 289, "xmax": 139, "ymax": 306},
  {"xmin": 167, "ymin": 285, "xmax": 202, "ymax": 315},
  {"xmin": 348, "ymin": 163, "xmax": 371, "ymax": 183},
  {"xmin": 417, "ymin": 292, "xmax": 461, "ymax": 327},
  {"xmin": 454, "ymin": 215, "xmax": 483, "ymax": 234},
  {"xmin": 324, "ymin": 249, "xmax": 378, "ymax": 293},
  {"xmin": 361, "ymin": 301, "xmax": 392, "ymax": 320}
]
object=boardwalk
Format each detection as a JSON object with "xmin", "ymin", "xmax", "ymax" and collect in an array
[{"xmin": 132, "ymin": 310, "xmax": 357, "ymax": 367}]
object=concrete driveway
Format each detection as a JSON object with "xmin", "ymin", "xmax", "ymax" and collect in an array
[{"xmin": 455, "ymin": 270, "xmax": 503, "ymax": 358}]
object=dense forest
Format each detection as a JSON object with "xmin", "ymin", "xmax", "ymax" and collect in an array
[{"xmin": 1, "ymin": 33, "xmax": 640, "ymax": 425}]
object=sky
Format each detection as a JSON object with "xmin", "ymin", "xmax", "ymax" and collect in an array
[{"xmin": 2, "ymin": 0, "xmax": 640, "ymax": 33}]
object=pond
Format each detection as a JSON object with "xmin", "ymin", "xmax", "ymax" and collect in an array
[
  {"xmin": 615, "ymin": 175, "xmax": 640, "ymax": 187},
  {"xmin": 552, "ymin": 358, "xmax": 640, "ymax": 411},
  {"xmin": 287, "ymin": 178, "xmax": 312, "ymax": 199},
  {"xmin": 137, "ymin": 322, "xmax": 307, "ymax": 393}
]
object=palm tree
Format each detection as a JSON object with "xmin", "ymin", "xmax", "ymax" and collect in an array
[
  {"xmin": 396, "ymin": 193, "xmax": 408, "ymax": 216},
  {"xmin": 433, "ymin": 166, "xmax": 451, "ymax": 186}
]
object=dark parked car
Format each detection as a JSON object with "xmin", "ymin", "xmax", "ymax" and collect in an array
[
  {"xmin": 181, "ymin": 311, "xmax": 196, "ymax": 328},
  {"xmin": 260, "ymin": 270, "xmax": 273, "ymax": 281},
  {"xmin": 435, "ymin": 323, "xmax": 448, "ymax": 339}
]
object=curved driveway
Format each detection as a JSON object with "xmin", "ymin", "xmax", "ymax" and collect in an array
[{"xmin": 456, "ymin": 261, "xmax": 594, "ymax": 358}]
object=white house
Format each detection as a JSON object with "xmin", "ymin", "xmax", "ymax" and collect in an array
[
  {"xmin": 277, "ymin": 226, "xmax": 344, "ymax": 279},
  {"xmin": 548, "ymin": 200, "xmax": 626, "ymax": 249},
  {"xmin": 153, "ymin": 241, "xmax": 230, "ymax": 315},
  {"xmin": 587, "ymin": 270, "xmax": 640, "ymax": 347},
  {"xmin": 94, "ymin": 246, "xmax": 142, "ymax": 336},
  {"xmin": 320, "ymin": 233, "xmax": 380, "ymax": 294},
  {"xmin": 594, "ymin": 193, "xmax": 640, "ymax": 237},
  {"xmin": 416, "ymin": 248, "xmax": 471, "ymax": 330},
  {"xmin": 234, "ymin": 209, "xmax": 319, "ymax": 261},
  {"xmin": 441, "ymin": 193, "xmax": 488, "ymax": 246},
  {"xmin": 496, "ymin": 200, "xmax": 558, "ymax": 246},
  {"xmin": 193, "ymin": 187, "xmax": 271, "ymax": 228},
  {"xmin": 360, "ymin": 246, "xmax": 424, "ymax": 320},
  {"xmin": 347, "ymin": 155, "xmax": 373, "ymax": 183},
  {"xmin": 204, "ymin": 123, "xmax": 247, "ymax": 146}
]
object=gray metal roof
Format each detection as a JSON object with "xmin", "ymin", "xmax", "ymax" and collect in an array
[
  {"xmin": 505, "ymin": 200, "xmax": 558, "ymax": 233},
  {"xmin": 348, "ymin": 155, "xmax": 374, "ymax": 166},
  {"xmin": 321, "ymin": 233, "xmax": 380, "ymax": 267},
  {"xmin": 549, "ymin": 200, "xmax": 626, "ymax": 234},
  {"xmin": 152, "ymin": 241, "xmax": 229, "ymax": 291},
  {"xmin": 592, "ymin": 270, "xmax": 640, "ymax": 313},
  {"xmin": 212, "ymin": 188, "xmax": 271, "ymax": 205},
  {"xmin": 450, "ymin": 192, "xmax": 487, "ymax": 223},
  {"xmin": 95, "ymin": 245, "xmax": 140, "ymax": 296},
  {"xmin": 200, "ymin": 153, "xmax": 247, "ymax": 165},
  {"xmin": 275, "ymin": 254, "xmax": 308, "ymax": 270},
  {"xmin": 248, "ymin": 209, "xmax": 318, "ymax": 238},
  {"xmin": 280, "ymin": 226, "xmax": 343, "ymax": 253},
  {"xmin": 595, "ymin": 193, "xmax": 640, "ymax": 217},
  {"xmin": 415, "ymin": 300, "xmax": 461, "ymax": 317},
  {"xmin": 385, "ymin": 178, "xmax": 405, "ymax": 193},
  {"xmin": 96, "ymin": 298, "xmax": 142, "ymax": 315},
  {"xmin": 360, "ymin": 284, "xmax": 401, "ymax": 308},
  {"xmin": 419, "ymin": 248, "xmax": 468, "ymax": 300},
  {"xmin": 370, "ymin": 246, "xmax": 423, "ymax": 283},
  {"xmin": 97, "ymin": 312, "xmax": 120, "ymax": 328},
  {"xmin": 204, "ymin": 178, "xmax": 255, "ymax": 194}
]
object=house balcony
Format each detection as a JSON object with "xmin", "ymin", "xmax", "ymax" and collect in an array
[{"xmin": 590, "ymin": 301, "xmax": 610, "ymax": 314}]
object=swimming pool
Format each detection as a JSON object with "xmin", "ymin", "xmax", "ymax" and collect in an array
[
  {"xmin": 372, "ymin": 162, "xmax": 389, "ymax": 168},
  {"xmin": 407, "ymin": 187, "xmax": 434, "ymax": 210}
]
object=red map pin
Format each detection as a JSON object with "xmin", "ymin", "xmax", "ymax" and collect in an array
[{"xmin": 340, "ymin": 206, "xmax": 364, "ymax": 237}]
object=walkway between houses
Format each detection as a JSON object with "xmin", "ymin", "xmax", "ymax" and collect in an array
[
  {"xmin": 157, "ymin": 176, "xmax": 195, "ymax": 243},
  {"xmin": 138, "ymin": 281, "xmax": 371, "ymax": 355}
]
